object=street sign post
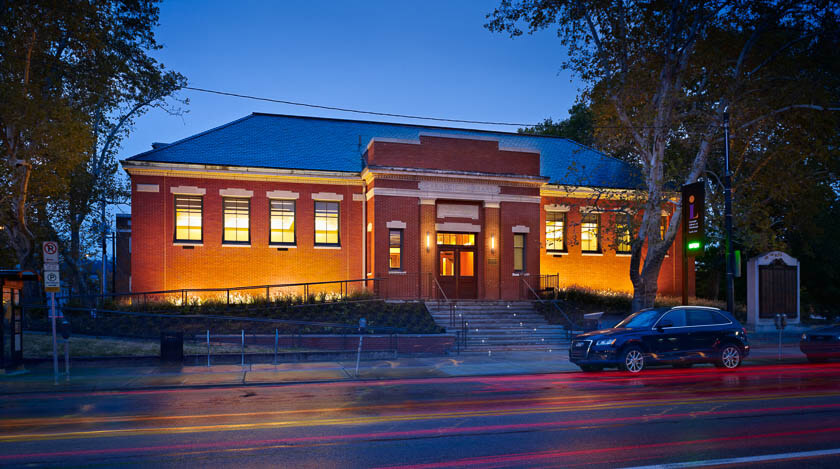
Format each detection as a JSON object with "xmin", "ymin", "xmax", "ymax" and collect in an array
[{"xmin": 42, "ymin": 241, "xmax": 60, "ymax": 383}]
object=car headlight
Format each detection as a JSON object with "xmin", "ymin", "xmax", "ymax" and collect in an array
[
  {"xmin": 596, "ymin": 338, "xmax": 616, "ymax": 346},
  {"xmin": 801, "ymin": 333, "xmax": 808, "ymax": 340}
]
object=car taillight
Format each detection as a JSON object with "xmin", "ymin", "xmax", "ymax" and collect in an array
[{"xmin": 742, "ymin": 327, "xmax": 747, "ymax": 337}]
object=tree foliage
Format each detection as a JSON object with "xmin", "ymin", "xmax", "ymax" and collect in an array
[
  {"xmin": 518, "ymin": 102, "xmax": 596, "ymax": 147},
  {"xmin": 488, "ymin": 0, "xmax": 840, "ymax": 310},
  {"xmin": 0, "ymin": 1, "xmax": 184, "ymax": 283}
]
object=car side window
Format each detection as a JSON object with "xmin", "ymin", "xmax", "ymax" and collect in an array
[
  {"xmin": 661, "ymin": 310, "xmax": 686, "ymax": 327},
  {"xmin": 687, "ymin": 309, "xmax": 716, "ymax": 326},
  {"xmin": 710, "ymin": 311, "xmax": 731, "ymax": 325}
]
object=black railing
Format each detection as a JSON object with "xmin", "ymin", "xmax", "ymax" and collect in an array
[
  {"xmin": 520, "ymin": 277, "xmax": 579, "ymax": 338},
  {"xmin": 57, "ymin": 277, "xmax": 385, "ymax": 307}
]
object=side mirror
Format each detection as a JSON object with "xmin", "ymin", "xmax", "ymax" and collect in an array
[{"xmin": 657, "ymin": 319, "xmax": 673, "ymax": 331}]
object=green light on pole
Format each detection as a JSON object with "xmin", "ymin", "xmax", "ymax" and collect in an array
[{"xmin": 687, "ymin": 241, "xmax": 701, "ymax": 250}]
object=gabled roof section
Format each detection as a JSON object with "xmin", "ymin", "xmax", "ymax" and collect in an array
[{"xmin": 124, "ymin": 113, "xmax": 640, "ymax": 188}]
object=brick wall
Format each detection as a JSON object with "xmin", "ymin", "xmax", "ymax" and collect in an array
[
  {"xmin": 130, "ymin": 175, "xmax": 364, "ymax": 295},
  {"xmin": 367, "ymin": 135, "xmax": 541, "ymax": 176},
  {"xmin": 538, "ymin": 196, "xmax": 692, "ymax": 298}
]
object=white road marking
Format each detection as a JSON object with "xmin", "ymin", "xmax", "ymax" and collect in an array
[{"xmin": 620, "ymin": 447, "xmax": 840, "ymax": 468}]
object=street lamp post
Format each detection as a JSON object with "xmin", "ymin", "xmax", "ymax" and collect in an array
[{"xmin": 723, "ymin": 112, "xmax": 735, "ymax": 313}]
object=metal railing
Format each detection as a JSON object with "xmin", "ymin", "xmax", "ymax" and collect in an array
[
  {"xmin": 57, "ymin": 277, "xmax": 385, "ymax": 307},
  {"xmin": 520, "ymin": 277, "xmax": 579, "ymax": 338}
]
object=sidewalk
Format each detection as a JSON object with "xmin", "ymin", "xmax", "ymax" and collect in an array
[{"xmin": 0, "ymin": 342, "xmax": 811, "ymax": 395}]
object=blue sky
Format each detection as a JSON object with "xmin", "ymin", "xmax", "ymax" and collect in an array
[{"xmin": 119, "ymin": 0, "xmax": 583, "ymax": 160}]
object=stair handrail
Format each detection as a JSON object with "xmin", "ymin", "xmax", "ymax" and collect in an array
[
  {"xmin": 431, "ymin": 275, "xmax": 457, "ymax": 327},
  {"xmin": 520, "ymin": 277, "xmax": 578, "ymax": 338}
]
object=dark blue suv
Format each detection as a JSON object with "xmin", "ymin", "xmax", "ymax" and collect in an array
[{"xmin": 569, "ymin": 306, "xmax": 749, "ymax": 373}]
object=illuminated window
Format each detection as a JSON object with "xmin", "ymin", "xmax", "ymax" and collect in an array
[
  {"xmin": 174, "ymin": 195, "xmax": 202, "ymax": 243},
  {"xmin": 440, "ymin": 251, "xmax": 455, "ymax": 276},
  {"xmin": 546, "ymin": 212, "xmax": 566, "ymax": 252},
  {"xmin": 314, "ymin": 201, "xmax": 340, "ymax": 246},
  {"xmin": 460, "ymin": 251, "xmax": 474, "ymax": 276},
  {"xmin": 581, "ymin": 213, "xmax": 600, "ymax": 252},
  {"xmin": 513, "ymin": 234, "xmax": 525, "ymax": 272},
  {"xmin": 436, "ymin": 233, "xmax": 475, "ymax": 246},
  {"xmin": 223, "ymin": 198, "xmax": 250, "ymax": 243},
  {"xmin": 660, "ymin": 215, "xmax": 668, "ymax": 240},
  {"xmin": 269, "ymin": 200, "xmax": 295, "ymax": 245},
  {"xmin": 389, "ymin": 229, "xmax": 402, "ymax": 270},
  {"xmin": 616, "ymin": 222, "xmax": 632, "ymax": 253}
]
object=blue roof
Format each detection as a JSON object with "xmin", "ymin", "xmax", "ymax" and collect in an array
[{"xmin": 125, "ymin": 113, "xmax": 639, "ymax": 188}]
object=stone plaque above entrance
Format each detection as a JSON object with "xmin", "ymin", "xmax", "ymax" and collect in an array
[{"xmin": 437, "ymin": 204, "xmax": 479, "ymax": 220}]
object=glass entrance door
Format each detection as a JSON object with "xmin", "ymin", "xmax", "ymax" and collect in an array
[{"xmin": 436, "ymin": 233, "xmax": 477, "ymax": 299}]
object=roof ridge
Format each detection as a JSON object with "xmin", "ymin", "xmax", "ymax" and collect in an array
[{"xmin": 125, "ymin": 114, "xmax": 256, "ymax": 161}]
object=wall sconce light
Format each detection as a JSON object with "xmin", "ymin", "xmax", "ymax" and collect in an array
[
  {"xmin": 491, "ymin": 234, "xmax": 496, "ymax": 254},
  {"xmin": 426, "ymin": 232, "xmax": 430, "ymax": 252}
]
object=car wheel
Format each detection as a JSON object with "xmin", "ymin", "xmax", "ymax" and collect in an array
[
  {"xmin": 579, "ymin": 365, "xmax": 603, "ymax": 372},
  {"xmin": 619, "ymin": 346, "xmax": 645, "ymax": 373},
  {"xmin": 715, "ymin": 344, "xmax": 742, "ymax": 369},
  {"xmin": 807, "ymin": 355, "xmax": 828, "ymax": 364}
]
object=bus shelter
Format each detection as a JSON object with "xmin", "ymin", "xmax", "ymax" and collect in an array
[{"xmin": 1, "ymin": 270, "xmax": 38, "ymax": 371}]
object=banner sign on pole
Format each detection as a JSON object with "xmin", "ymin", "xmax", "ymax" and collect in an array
[{"xmin": 682, "ymin": 182, "xmax": 705, "ymax": 254}]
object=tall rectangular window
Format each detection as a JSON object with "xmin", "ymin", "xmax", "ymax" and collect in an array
[
  {"xmin": 389, "ymin": 229, "xmax": 402, "ymax": 270},
  {"xmin": 174, "ymin": 195, "xmax": 202, "ymax": 243},
  {"xmin": 314, "ymin": 201, "xmax": 340, "ymax": 246},
  {"xmin": 269, "ymin": 199, "xmax": 295, "ymax": 245},
  {"xmin": 223, "ymin": 197, "xmax": 250, "ymax": 243},
  {"xmin": 545, "ymin": 212, "xmax": 566, "ymax": 252},
  {"xmin": 616, "ymin": 222, "xmax": 632, "ymax": 254},
  {"xmin": 513, "ymin": 234, "xmax": 526, "ymax": 272},
  {"xmin": 581, "ymin": 213, "xmax": 600, "ymax": 252},
  {"xmin": 660, "ymin": 215, "xmax": 668, "ymax": 240}
]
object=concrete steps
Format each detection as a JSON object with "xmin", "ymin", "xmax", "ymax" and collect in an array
[{"xmin": 426, "ymin": 300, "xmax": 570, "ymax": 352}]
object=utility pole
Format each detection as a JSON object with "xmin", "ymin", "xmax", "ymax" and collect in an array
[
  {"xmin": 101, "ymin": 201, "xmax": 107, "ymax": 297},
  {"xmin": 723, "ymin": 112, "xmax": 735, "ymax": 313}
]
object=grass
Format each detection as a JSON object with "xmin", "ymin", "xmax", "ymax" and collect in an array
[{"xmin": 22, "ymin": 333, "xmax": 281, "ymax": 359}]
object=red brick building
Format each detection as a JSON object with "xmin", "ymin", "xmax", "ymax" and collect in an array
[{"xmin": 122, "ymin": 113, "xmax": 692, "ymax": 300}]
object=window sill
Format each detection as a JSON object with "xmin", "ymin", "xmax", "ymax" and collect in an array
[
  {"xmin": 581, "ymin": 252, "xmax": 604, "ymax": 256},
  {"xmin": 389, "ymin": 270, "xmax": 407, "ymax": 275},
  {"xmin": 512, "ymin": 272, "xmax": 530, "ymax": 277},
  {"xmin": 547, "ymin": 251, "xmax": 567, "ymax": 256},
  {"xmin": 222, "ymin": 243, "xmax": 251, "ymax": 247},
  {"xmin": 615, "ymin": 253, "xmax": 632, "ymax": 257},
  {"xmin": 174, "ymin": 242, "xmax": 203, "ymax": 246},
  {"xmin": 314, "ymin": 245, "xmax": 341, "ymax": 250},
  {"xmin": 270, "ymin": 244, "xmax": 297, "ymax": 249}
]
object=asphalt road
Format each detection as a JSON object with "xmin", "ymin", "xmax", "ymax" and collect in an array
[{"xmin": 3, "ymin": 362, "xmax": 840, "ymax": 468}]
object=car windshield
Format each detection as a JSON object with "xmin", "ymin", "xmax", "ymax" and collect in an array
[{"xmin": 615, "ymin": 309, "xmax": 662, "ymax": 329}]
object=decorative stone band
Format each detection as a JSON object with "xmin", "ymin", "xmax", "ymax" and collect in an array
[
  {"xmin": 435, "ymin": 222, "xmax": 481, "ymax": 233},
  {"xmin": 544, "ymin": 204, "xmax": 570, "ymax": 212},
  {"xmin": 419, "ymin": 199, "xmax": 436, "ymax": 205},
  {"xmin": 484, "ymin": 202, "xmax": 500, "ymax": 209},
  {"xmin": 512, "ymin": 225, "xmax": 530, "ymax": 233},
  {"xmin": 311, "ymin": 192, "xmax": 344, "ymax": 201},
  {"xmin": 219, "ymin": 188, "xmax": 254, "ymax": 198},
  {"xmin": 386, "ymin": 221, "xmax": 407, "ymax": 229},
  {"xmin": 437, "ymin": 203, "xmax": 479, "ymax": 220},
  {"xmin": 136, "ymin": 184, "xmax": 159, "ymax": 193},
  {"xmin": 170, "ymin": 185, "xmax": 206, "ymax": 195},
  {"xmin": 266, "ymin": 190, "xmax": 300, "ymax": 199},
  {"xmin": 352, "ymin": 193, "xmax": 365, "ymax": 201}
]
